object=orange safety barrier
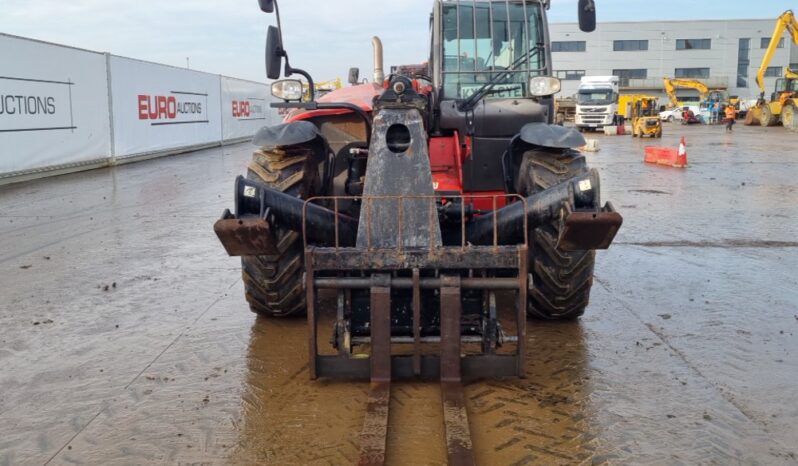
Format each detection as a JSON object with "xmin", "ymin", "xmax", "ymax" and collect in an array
[{"xmin": 644, "ymin": 137, "xmax": 688, "ymax": 168}]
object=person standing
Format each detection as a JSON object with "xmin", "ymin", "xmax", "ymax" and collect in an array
[{"xmin": 725, "ymin": 104, "xmax": 737, "ymax": 132}]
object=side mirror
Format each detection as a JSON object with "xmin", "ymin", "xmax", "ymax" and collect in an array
[
  {"xmin": 266, "ymin": 25, "xmax": 282, "ymax": 80},
  {"xmin": 258, "ymin": 0, "xmax": 274, "ymax": 13},
  {"xmin": 348, "ymin": 67, "xmax": 360, "ymax": 85},
  {"xmin": 578, "ymin": 0, "xmax": 596, "ymax": 33}
]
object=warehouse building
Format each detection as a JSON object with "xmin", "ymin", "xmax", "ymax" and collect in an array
[{"xmin": 550, "ymin": 18, "xmax": 798, "ymax": 103}]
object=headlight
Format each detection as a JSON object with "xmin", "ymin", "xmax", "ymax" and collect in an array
[
  {"xmin": 271, "ymin": 79, "xmax": 303, "ymax": 101},
  {"xmin": 529, "ymin": 76, "xmax": 561, "ymax": 97}
]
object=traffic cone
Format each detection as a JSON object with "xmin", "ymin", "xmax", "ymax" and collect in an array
[{"xmin": 673, "ymin": 137, "xmax": 688, "ymax": 168}]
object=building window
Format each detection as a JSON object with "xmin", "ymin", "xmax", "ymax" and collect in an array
[
  {"xmin": 675, "ymin": 68, "xmax": 710, "ymax": 79},
  {"xmin": 613, "ymin": 69, "xmax": 647, "ymax": 86},
  {"xmin": 613, "ymin": 40, "xmax": 648, "ymax": 51},
  {"xmin": 552, "ymin": 41, "xmax": 586, "ymax": 52},
  {"xmin": 554, "ymin": 70, "xmax": 586, "ymax": 81},
  {"xmin": 737, "ymin": 38, "xmax": 750, "ymax": 88},
  {"xmin": 676, "ymin": 38, "xmax": 711, "ymax": 50},
  {"xmin": 765, "ymin": 66, "xmax": 782, "ymax": 77},
  {"xmin": 761, "ymin": 37, "xmax": 785, "ymax": 49}
]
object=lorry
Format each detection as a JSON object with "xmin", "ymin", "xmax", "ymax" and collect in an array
[
  {"xmin": 575, "ymin": 75, "xmax": 620, "ymax": 131},
  {"xmin": 214, "ymin": 0, "xmax": 621, "ymax": 463}
]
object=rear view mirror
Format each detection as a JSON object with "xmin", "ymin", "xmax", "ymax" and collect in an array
[
  {"xmin": 266, "ymin": 25, "xmax": 282, "ymax": 80},
  {"xmin": 578, "ymin": 0, "xmax": 596, "ymax": 32},
  {"xmin": 348, "ymin": 67, "xmax": 360, "ymax": 85},
  {"xmin": 258, "ymin": 0, "xmax": 274, "ymax": 13}
]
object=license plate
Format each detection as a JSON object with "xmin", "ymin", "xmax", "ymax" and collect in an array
[{"xmin": 460, "ymin": 84, "xmax": 524, "ymax": 99}]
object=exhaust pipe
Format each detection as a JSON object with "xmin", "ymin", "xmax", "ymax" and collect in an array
[{"xmin": 372, "ymin": 36, "xmax": 384, "ymax": 84}]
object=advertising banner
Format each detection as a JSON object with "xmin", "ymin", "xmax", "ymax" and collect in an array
[
  {"xmin": 0, "ymin": 34, "xmax": 111, "ymax": 174},
  {"xmin": 110, "ymin": 56, "xmax": 222, "ymax": 158},
  {"xmin": 220, "ymin": 76, "xmax": 276, "ymax": 142}
]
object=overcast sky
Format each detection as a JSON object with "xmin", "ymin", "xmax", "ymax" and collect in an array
[{"xmin": 1, "ymin": 0, "xmax": 794, "ymax": 83}]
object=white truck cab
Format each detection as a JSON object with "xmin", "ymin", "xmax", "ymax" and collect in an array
[{"xmin": 575, "ymin": 76, "xmax": 620, "ymax": 131}]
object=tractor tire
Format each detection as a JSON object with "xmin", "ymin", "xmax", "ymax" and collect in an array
[
  {"xmin": 759, "ymin": 105, "xmax": 777, "ymax": 127},
  {"xmin": 782, "ymin": 104, "xmax": 798, "ymax": 132},
  {"xmin": 517, "ymin": 149, "xmax": 596, "ymax": 320},
  {"xmin": 240, "ymin": 144, "xmax": 320, "ymax": 317}
]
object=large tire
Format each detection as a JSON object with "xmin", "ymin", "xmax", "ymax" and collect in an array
[
  {"xmin": 759, "ymin": 105, "xmax": 777, "ymax": 127},
  {"xmin": 241, "ymin": 144, "xmax": 319, "ymax": 317},
  {"xmin": 782, "ymin": 104, "xmax": 798, "ymax": 132},
  {"xmin": 516, "ymin": 149, "xmax": 596, "ymax": 320}
]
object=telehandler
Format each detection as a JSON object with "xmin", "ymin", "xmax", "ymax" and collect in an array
[{"xmin": 215, "ymin": 1, "xmax": 619, "ymax": 463}]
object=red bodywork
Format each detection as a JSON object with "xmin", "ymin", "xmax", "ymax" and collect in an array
[{"xmin": 283, "ymin": 82, "xmax": 507, "ymax": 210}]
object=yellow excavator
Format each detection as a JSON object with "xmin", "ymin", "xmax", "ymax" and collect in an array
[
  {"xmin": 663, "ymin": 78, "xmax": 729, "ymax": 108},
  {"xmin": 663, "ymin": 78, "xmax": 709, "ymax": 108},
  {"xmin": 745, "ymin": 10, "xmax": 798, "ymax": 131}
]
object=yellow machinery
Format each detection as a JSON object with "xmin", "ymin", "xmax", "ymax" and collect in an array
[
  {"xmin": 619, "ymin": 94, "xmax": 658, "ymax": 118},
  {"xmin": 302, "ymin": 77, "xmax": 343, "ymax": 100},
  {"xmin": 663, "ymin": 79, "xmax": 729, "ymax": 107},
  {"xmin": 746, "ymin": 10, "xmax": 798, "ymax": 131},
  {"xmin": 630, "ymin": 96, "xmax": 662, "ymax": 138},
  {"xmin": 663, "ymin": 78, "xmax": 709, "ymax": 108}
]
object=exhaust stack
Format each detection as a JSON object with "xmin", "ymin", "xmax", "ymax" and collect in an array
[{"xmin": 372, "ymin": 36, "xmax": 385, "ymax": 84}]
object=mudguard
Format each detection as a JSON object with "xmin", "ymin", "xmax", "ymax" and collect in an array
[
  {"xmin": 518, "ymin": 122, "xmax": 586, "ymax": 149},
  {"xmin": 503, "ymin": 123, "xmax": 586, "ymax": 194},
  {"xmin": 252, "ymin": 121, "xmax": 320, "ymax": 149}
]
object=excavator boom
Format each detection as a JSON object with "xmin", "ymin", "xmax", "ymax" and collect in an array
[
  {"xmin": 663, "ymin": 78, "xmax": 710, "ymax": 108},
  {"xmin": 756, "ymin": 10, "xmax": 798, "ymax": 95}
]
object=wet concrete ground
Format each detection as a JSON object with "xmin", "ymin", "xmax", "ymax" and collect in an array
[{"xmin": 1, "ymin": 122, "xmax": 797, "ymax": 465}]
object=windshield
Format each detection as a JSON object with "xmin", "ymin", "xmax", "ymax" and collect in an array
[
  {"xmin": 441, "ymin": 1, "xmax": 544, "ymax": 100},
  {"xmin": 775, "ymin": 78, "xmax": 798, "ymax": 93},
  {"xmin": 577, "ymin": 90, "xmax": 615, "ymax": 106}
]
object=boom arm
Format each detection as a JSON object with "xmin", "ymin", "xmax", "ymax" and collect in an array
[
  {"xmin": 663, "ymin": 78, "xmax": 709, "ymax": 108},
  {"xmin": 755, "ymin": 10, "xmax": 798, "ymax": 96}
]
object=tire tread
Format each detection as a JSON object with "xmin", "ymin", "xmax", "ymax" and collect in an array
[
  {"xmin": 518, "ymin": 149, "xmax": 596, "ymax": 320},
  {"xmin": 240, "ymin": 146, "xmax": 316, "ymax": 317}
]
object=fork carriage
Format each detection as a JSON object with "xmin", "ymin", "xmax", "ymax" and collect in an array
[{"xmin": 303, "ymin": 194, "xmax": 530, "ymax": 381}]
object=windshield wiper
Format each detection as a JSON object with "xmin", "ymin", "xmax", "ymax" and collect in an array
[{"xmin": 458, "ymin": 45, "xmax": 543, "ymax": 113}]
